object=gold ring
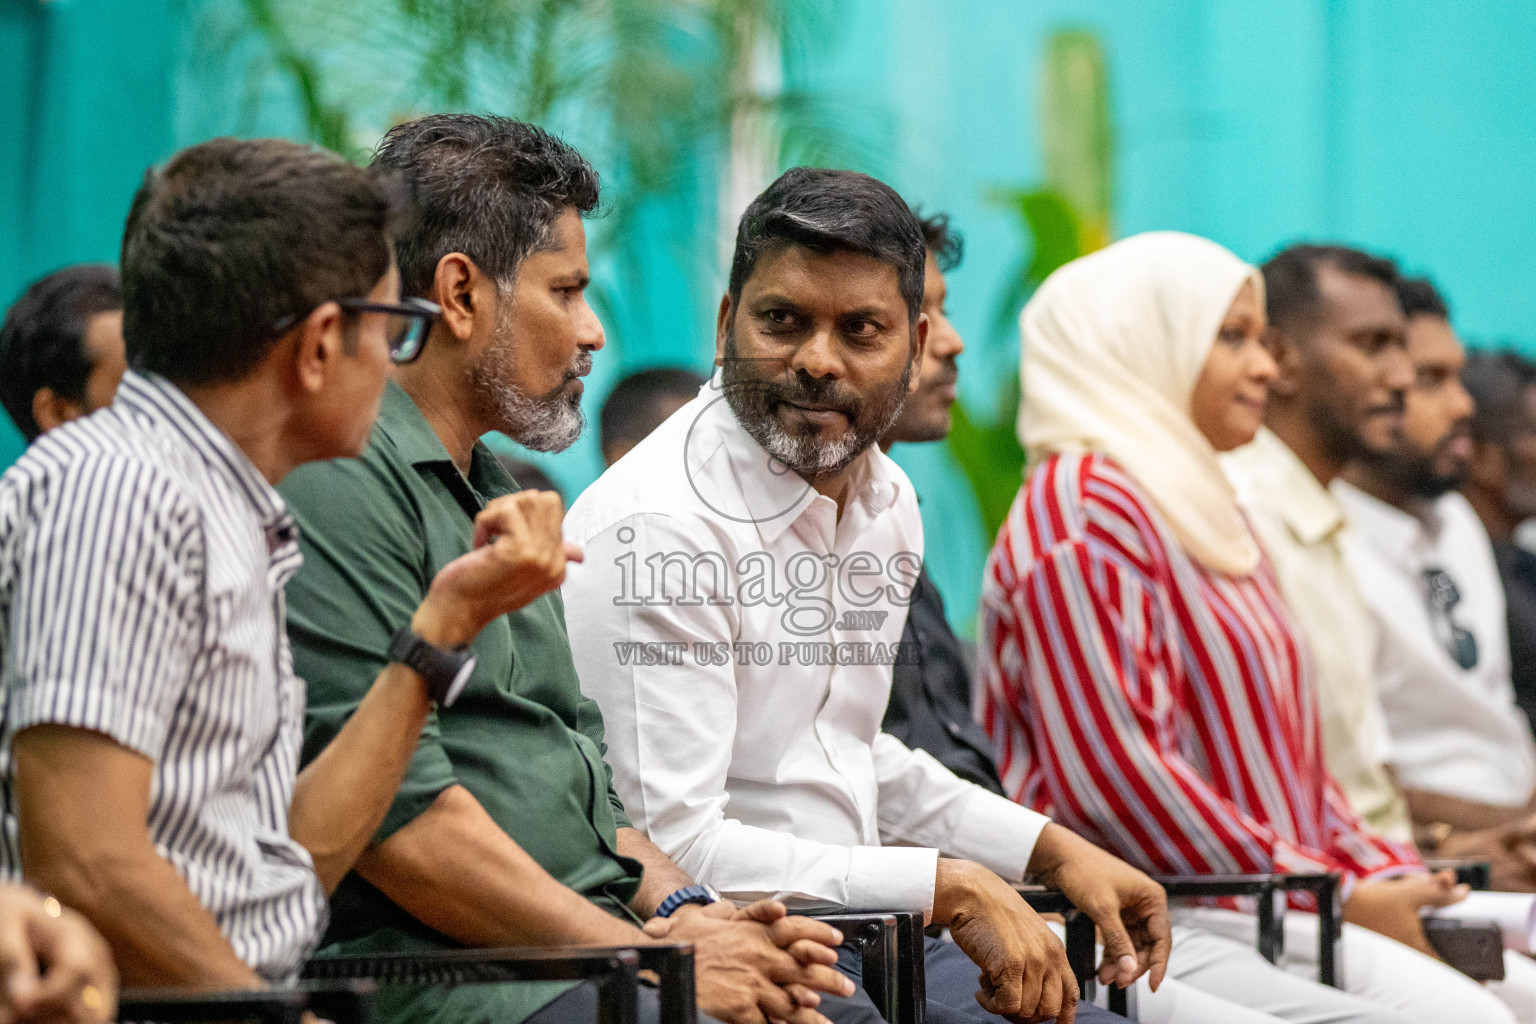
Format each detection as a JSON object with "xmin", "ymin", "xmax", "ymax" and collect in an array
[
  {"xmin": 81, "ymin": 985, "xmax": 105, "ymax": 1016},
  {"xmin": 41, "ymin": 896, "xmax": 61, "ymax": 919}
]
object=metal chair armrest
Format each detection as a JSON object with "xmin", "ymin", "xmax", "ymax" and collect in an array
[
  {"xmin": 303, "ymin": 946, "xmax": 643, "ymax": 1024},
  {"xmin": 1152, "ymin": 872, "xmax": 1342, "ymax": 988},
  {"xmin": 117, "ymin": 981, "xmax": 374, "ymax": 1024},
  {"xmin": 634, "ymin": 944, "xmax": 697, "ymax": 1024},
  {"xmin": 1423, "ymin": 859, "xmax": 1493, "ymax": 890},
  {"xmin": 811, "ymin": 913, "xmax": 905, "ymax": 1023}
]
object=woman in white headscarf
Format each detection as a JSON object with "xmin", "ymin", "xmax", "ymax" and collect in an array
[{"xmin": 977, "ymin": 233, "xmax": 1522, "ymax": 1024}]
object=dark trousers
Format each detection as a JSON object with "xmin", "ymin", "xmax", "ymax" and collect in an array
[
  {"xmin": 818, "ymin": 934, "xmax": 1127, "ymax": 1024},
  {"xmin": 525, "ymin": 980, "xmax": 729, "ymax": 1024}
]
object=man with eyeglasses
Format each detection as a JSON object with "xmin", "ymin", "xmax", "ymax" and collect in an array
[
  {"xmin": 1338, "ymin": 278, "xmax": 1536, "ymax": 901},
  {"xmin": 0, "ymin": 138, "xmax": 575, "ymax": 991}
]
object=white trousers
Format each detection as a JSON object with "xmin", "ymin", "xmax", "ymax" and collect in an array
[{"xmin": 1168, "ymin": 907, "xmax": 1536, "ymax": 1024}]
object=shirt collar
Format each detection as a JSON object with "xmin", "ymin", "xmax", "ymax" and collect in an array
[
  {"xmin": 376, "ymin": 379, "xmax": 506, "ymax": 513},
  {"xmin": 699, "ymin": 374, "xmax": 903, "ymax": 545},
  {"xmin": 1333, "ymin": 478, "xmax": 1439, "ymax": 554},
  {"xmin": 116, "ymin": 370, "xmax": 290, "ymax": 534},
  {"xmin": 378, "ymin": 379, "xmax": 459, "ymax": 467},
  {"xmin": 1239, "ymin": 428, "xmax": 1346, "ymax": 545}
]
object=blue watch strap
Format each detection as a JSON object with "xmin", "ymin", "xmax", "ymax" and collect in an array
[{"xmin": 655, "ymin": 884, "xmax": 720, "ymax": 918}]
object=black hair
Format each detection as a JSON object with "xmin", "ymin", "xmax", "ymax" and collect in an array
[
  {"xmin": 121, "ymin": 137, "xmax": 402, "ymax": 387},
  {"xmin": 1261, "ymin": 243, "xmax": 1402, "ymax": 334},
  {"xmin": 1464, "ymin": 349, "xmax": 1536, "ymax": 445},
  {"xmin": 372, "ymin": 114, "xmax": 601, "ymax": 300},
  {"xmin": 728, "ymin": 167, "xmax": 926, "ymax": 324},
  {"xmin": 600, "ymin": 366, "xmax": 707, "ymax": 453},
  {"xmin": 914, "ymin": 209, "xmax": 964, "ymax": 273},
  {"xmin": 0, "ymin": 265, "xmax": 122, "ymax": 441},
  {"xmin": 1398, "ymin": 276, "xmax": 1450, "ymax": 321}
]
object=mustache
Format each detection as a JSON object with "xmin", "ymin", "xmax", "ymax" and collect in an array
[
  {"xmin": 925, "ymin": 359, "xmax": 959, "ymax": 389},
  {"xmin": 567, "ymin": 351, "xmax": 593, "ymax": 379},
  {"xmin": 1438, "ymin": 418, "xmax": 1474, "ymax": 450},
  {"xmin": 1367, "ymin": 393, "xmax": 1407, "ymax": 417},
  {"xmin": 755, "ymin": 372, "xmax": 863, "ymax": 416}
]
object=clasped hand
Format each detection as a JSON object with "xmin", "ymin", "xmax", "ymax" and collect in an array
[{"xmin": 644, "ymin": 899, "xmax": 854, "ymax": 1024}]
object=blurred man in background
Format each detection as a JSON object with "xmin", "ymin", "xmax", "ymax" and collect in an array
[
  {"xmin": 1222, "ymin": 244, "xmax": 1415, "ymax": 842},
  {"xmin": 0, "ymin": 265, "xmax": 125, "ymax": 443},
  {"xmin": 1338, "ymin": 278, "xmax": 1536, "ymax": 902},
  {"xmin": 874, "ymin": 210, "xmax": 1002, "ymax": 794},
  {"xmin": 1462, "ymin": 349, "xmax": 1536, "ymax": 733},
  {"xmin": 599, "ymin": 366, "xmax": 707, "ymax": 466}
]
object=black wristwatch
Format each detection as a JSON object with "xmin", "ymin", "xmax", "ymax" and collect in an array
[{"xmin": 388, "ymin": 626, "xmax": 476, "ymax": 706}]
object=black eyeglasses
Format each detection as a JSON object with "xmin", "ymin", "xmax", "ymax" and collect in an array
[
  {"xmin": 1423, "ymin": 567, "xmax": 1480, "ymax": 670},
  {"xmin": 271, "ymin": 297, "xmax": 440, "ymax": 364}
]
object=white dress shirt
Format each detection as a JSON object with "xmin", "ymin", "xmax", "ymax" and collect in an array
[
  {"xmin": 1223, "ymin": 430, "xmax": 1412, "ymax": 840},
  {"xmin": 1335, "ymin": 482, "xmax": 1536, "ymax": 807},
  {"xmin": 562, "ymin": 383, "xmax": 1050, "ymax": 915}
]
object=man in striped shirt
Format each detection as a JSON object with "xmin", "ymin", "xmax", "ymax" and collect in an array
[{"xmin": 0, "ymin": 138, "xmax": 576, "ymax": 991}]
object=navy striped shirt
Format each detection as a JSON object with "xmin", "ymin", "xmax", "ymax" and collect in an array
[{"xmin": 0, "ymin": 371, "xmax": 325, "ymax": 980}]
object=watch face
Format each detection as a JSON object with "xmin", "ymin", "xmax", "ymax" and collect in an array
[{"xmin": 444, "ymin": 656, "xmax": 477, "ymax": 706}]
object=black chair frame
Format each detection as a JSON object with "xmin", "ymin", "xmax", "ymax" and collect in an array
[
  {"xmin": 118, "ymin": 981, "xmax": 374, "ymax": 1024},
  {"xmin": 303, "ymin": 944, "xmax": 698, "ymax": 1024}
]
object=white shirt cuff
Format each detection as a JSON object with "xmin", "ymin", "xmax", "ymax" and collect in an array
[
  {"xmin": 846, "ymin": 845, "xmax": 940, "ymax": 916},
  {"xmin": 946, "ymin": 789, "xmax": 1052, "ymax": 883}
]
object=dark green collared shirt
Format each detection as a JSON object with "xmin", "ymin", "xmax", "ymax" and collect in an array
[{"xmin": 280, "ymin": 381, "xmax": 642, "ymax": 1018}]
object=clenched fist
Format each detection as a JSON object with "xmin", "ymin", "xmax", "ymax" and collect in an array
[{"xmin": 933, "ymin": 859, "xmax": 1080, "ymax": 1024}]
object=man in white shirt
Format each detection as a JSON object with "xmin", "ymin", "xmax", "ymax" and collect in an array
[
  {"xmin": 565, "ymin": 168, "xmax": 1167, "ymax": 1024},
  {"xmin": 1222, "ymin": 244, "xmax": 1414, "ymax": 841},
  {"xmin": 1338, "ymin": 276, "xmax": 1536, "ymax": 894}
]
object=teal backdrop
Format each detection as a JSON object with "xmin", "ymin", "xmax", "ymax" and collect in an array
[{"xmin": 4, "ymin": 0, "xmax": 1535, "ymax": 631}]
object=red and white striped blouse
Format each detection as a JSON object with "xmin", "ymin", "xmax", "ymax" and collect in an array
[{"xmin": 978, "ymin": 452, "xmax": 1419, "ymax": 891}]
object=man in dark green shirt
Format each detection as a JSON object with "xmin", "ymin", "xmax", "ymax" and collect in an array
[{"xmin": 280, "ymin": 114, "xmax": 849, "ymax": 1024}]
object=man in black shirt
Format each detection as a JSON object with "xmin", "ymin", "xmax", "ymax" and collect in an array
[
  {"xmin": 1462, "ymin": 348, "xmax": 1536, "ymax": 735},
  {"xmin": 876, "ymin": 211, "xmax": 1004, "ymax": 794}
]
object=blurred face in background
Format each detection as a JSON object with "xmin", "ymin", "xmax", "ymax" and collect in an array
[
  {"xmin": 1189, "ymin": 279, "xmax": 1276, "ymax": 451},
  {"xmin": 1472, "ymin": 384, "xmax": 1536, "ymax": 524},
  {"xmin": 1272, "ymin": 265, "xmax": 1412, "ymax": 463},
  {"xmin": 79, "ymin": 310, "xmax": 127, "ymax": 413},
  {"xmin": 28, "ymin": 309, "xmax": 126, "ymax": 436},
  {"xmin": 1356, "ymin": 313, "xmax": 1475, "ymax": 498},
  {"xmin": 883, "ymin": 250, "xmax": 964, "ymax": 445}
]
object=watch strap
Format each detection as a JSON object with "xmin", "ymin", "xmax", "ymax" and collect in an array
[
  {"xmin": 388, "ymin": 626, "xmax": 476, "ymax": 706},
  {"xmin": 654, "ymin": 884, "xmax": 721, "ymax": 919}
]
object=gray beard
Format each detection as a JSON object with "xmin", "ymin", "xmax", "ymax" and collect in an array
[
  {"xmin": 470, "ymin": 328, "xmax": 588, "ymax": 454},
  {"xmin": 721, "ymin": 332, "xmax": 909, "ymax": 478}
]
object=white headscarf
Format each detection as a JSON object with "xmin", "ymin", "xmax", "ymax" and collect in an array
[{"xmin": 1017, "ymin": 231, "xmax": 1263, "ymax": 576}]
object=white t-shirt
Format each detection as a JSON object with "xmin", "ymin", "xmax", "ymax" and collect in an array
[{"xmin": 1336, "ymin": 482, "xmax": 1536, "ymax": 807}]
